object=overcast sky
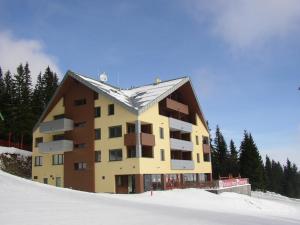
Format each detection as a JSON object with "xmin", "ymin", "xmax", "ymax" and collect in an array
[{"xmin": 0, "ymin": 0, "xmax": 299, "ymax": 167}]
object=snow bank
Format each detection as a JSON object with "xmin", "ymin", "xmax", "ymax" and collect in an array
[
  {"xmin": 0, "ymin": 146, "xmax": 32, "ymax": 157},
  {"xmin": 0, "ymin": 170, "xmax": 299, "ymax": 225}
]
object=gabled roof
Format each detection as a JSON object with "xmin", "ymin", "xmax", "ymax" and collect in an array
[{"xmin": 33, "ymin": 70, "xmax": 208, "ymax": 131}]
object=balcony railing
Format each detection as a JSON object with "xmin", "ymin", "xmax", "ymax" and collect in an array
[
  {"xmin": 203, "ymin": 144, "xmax": 211, "ymax": 154},
  {"xmin": 170, "ymin": 138, "xmax": 193, "ymax": 151},
  {"xmin": 39, "ymin": 118, "xmax": 74, "ymax": 134},
  {"xmin": 166, "ymin": 98, "xmax": 189, "ymax": 115},
  {"xmin": 38, "ymin": 140, "xmax": 73, "ymax": 153},
  {"xmin": 171, "ymin": 159, "xmax": 195, "ymax": 170},
  {"xmin": 124, "ymin": 133, "xmax": 155, "ymax": 146},
  {"xmin": 169, "ymin": 117, "xmax": 192, "ymax": 133}
]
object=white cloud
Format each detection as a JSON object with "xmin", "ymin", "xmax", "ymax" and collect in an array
[
  {"xmin": 187, "ymin": 0, "xmax": 300, "ymax": 49},
  {"xmin": 0, "ymin": 31, "xmax": 62, "ymax": 84}
]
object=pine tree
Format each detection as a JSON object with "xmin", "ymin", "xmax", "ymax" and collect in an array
[
  {"xmin": 211, "ymin": 126, "xmax": 229, "ymax": 178},
  {"xmin": 32, "ymin": 73, "xmax": 45, "ymax": 117},
  {"xmin": 283, "ymin": 159, "xmax": 299, "ymax": 198},
  {"xmin": 43, "ymin": 66, "xmax": 58, "ymax": 106},
  {"xmin": 271, "ymin": 160, "xmax": 284, "ymax": 194},
  {"xmin": 228, "ymin": 140, "xmax": 239, "ymax": 177},
  {"xmin": 239, "ymin": 131, "xmax": 265, "ymax": 190},
  {"xmin": 264, "ymin": 155, "xmax": 272, "ymax": 191}
]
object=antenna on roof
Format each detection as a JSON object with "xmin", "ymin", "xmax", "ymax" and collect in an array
[
  {"xmin": 154, "ymin": 77, "xmax": 161, "ymax": 85},
  {"xmin": 99, "ymin": 72, "xmax": 108, "ymax": 83}
]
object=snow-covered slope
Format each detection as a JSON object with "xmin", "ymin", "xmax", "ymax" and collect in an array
[
  {"xmin": 0, "ymin": 170, "xmax": 299, "ymax": 225},
  {"xmin": 0, "ymin": 146, "xmax": 31, "ymax": 157}
]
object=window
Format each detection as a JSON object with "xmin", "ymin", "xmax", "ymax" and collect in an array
[
  {"xmin": 204, "ymin": 153, "xmax": 210, "ymax": 162},
  {"xmin": 74, "ymin": 143, "xmax": 86, "ymax": 149},
  {"xmin": 35, "ymin": 137, "xmax": 43, "ymax": 147},
  {"xmin": 74, "ymin": 162, "xmax": 87, "ymax": 170},
  {"xmin": 108, "ymin": 104, "xmax": 114, "ymax": 115},
  {"xmin": 127, "ymin": 146, "xmax": 136, "ymax": 158},
  {"xmin": 203, "ymin": 136, "xmax": 209, "ymax": 145},
  {"xmin": 54, "ymin": 114, "xmax": 65, "ymax": 120},
  {"xmin": 160, "ymin": 149, "xmax": 165, "ymax": 161},
  {"xmin": 43, "ymin": 178, "xmax": 48, "ymax": 184},
  {"xmin": 56, "ymin": 177, "xmax": 62, "ymax": 187},
  {"xmin": 159, "ymin": 127, "xmax": 164, "ymax": 139},
  {"xmin": 197, "ymin": 153, "xmax": 200, "ymax": 163},
  {"xmin": 33, "ymin": 176, "xmax": 38, "ymax": 179},
  {"xmin": 95, "ymin": 128, "xmax": 101, "ymax": 140},
  {"xmin": 109, "ymin": 125, "xmax": 122, "ymax": 138},
  {"xmin": 95, "ymin": 151, "xmax": 101, "ymax": 162},
  {"xmin": 127, "ymin": 123, "xmax": 135, "ymax": 133},
  {"xmin": 196, "ymin": 136, "xmax": 199, "ymax": 145},
  {"xmin": 74, "ymin": 98, "xmax": 86, "ymax": 106},
  {"xmin": 74, "ymin": 121, "xmax": 86, "ymax": 128},
  {"xmin": 34, "ymin": 156, "xmax": 43, "ymax": 166},
  {"xmin": 109, "ymin": 149, "xmax": 122, "ymax": 161},
  {"xmin": 52, "ymin": 154, "xmax": 64, "ymax": 165},
  {"xmin": 53, "ymin": 134, "xmax": 65, "ymax": 141},
  {"xmin": 94, "ymin": 107, "xmax": 101, "ymax": 118}
]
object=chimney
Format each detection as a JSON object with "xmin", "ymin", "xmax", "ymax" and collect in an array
[{"xmin": 155, "ymin": 77, "xmax": 161, "ymax": 84}]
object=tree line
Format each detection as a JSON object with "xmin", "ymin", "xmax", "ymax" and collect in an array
[
  {"xmin": 210, "ymin": 125, "xmax": 300, "ymax": 198},
  {"xmin": 0, "ymin": 63, "xmax": 59, "ymax": 147}
]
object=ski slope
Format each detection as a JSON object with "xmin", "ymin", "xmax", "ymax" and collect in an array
[{"xmin": 0, "ymin": 170, "xmax": 299, "ymax": 225}]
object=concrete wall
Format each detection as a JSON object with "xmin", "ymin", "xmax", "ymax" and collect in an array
[{"xmin": 207, "ymin": 184, "xmax": 252, "ymax": 196}]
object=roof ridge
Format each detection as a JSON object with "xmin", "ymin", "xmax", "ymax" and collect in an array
[
  {"xmin": 70, "ymin": 70, "xmax": 188, "ymax": 91},
  {"xmin": 71, "ymin": 71, "xmax": 123, "ymax": 91},
  {"xmin": 127, "ymin": 76, "xmax": 189, "ymax": 90}
]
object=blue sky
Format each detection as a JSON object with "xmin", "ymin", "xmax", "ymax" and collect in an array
[{"xmin": 0, "ymin": 0, "xmax": 299, "ymax": 166}]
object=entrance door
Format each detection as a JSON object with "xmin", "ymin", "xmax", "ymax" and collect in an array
[{"xmin": 128, "ymin": 175, "xmax": 136, "ymax": 193}]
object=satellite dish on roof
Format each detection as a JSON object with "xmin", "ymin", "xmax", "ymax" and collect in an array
[{"xmin": 99, "ymin": 72, "xmax": 108, "ymax": 82}]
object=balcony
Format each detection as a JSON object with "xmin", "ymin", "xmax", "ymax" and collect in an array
[
  {"xmin": 166, "ymin": 98, "xmax": 189, "ymax": 115},
  {"xmin": 38, "ymin": 140, "xmax": 73, "ymax": 153},
  {"xmin": 39, "ymin": 118, "xmax": 74, "ymax": 134},
  {"xmin": 203, "ymin": 144, "xmax": 211, "ymax": 154},
  {"xmin": 170, "ymin": 138, "xmax": 193, "ymax": 151},
  {"xmin": 124, "ymin": 133, "xmax": 155, "ymax": 146},
  {"xmin": 171, "ymin": 159, "xmax": 195, "ymax": 170},
  {"xmin": 169, "ymin": 117, "xmax": 192, "ymax": 133}
]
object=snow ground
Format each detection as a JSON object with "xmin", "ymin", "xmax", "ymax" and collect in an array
[
  {"xmin": 0, "ymin": 170, "xmax": 299, "ymax": 225},
  {"xmin": 0, "ymin": 146, "xmax": 31, "ymax": 157}
]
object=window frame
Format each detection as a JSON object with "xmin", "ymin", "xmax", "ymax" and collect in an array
[
  {"xmin": 95, "ymin": 151, "xmax": 101, "ymax": 162},
  {"xmin": 52, "ymin": 154, "xmax": 64, "ymax": 165},
  {"xmin": 160, "ymin": 149, "xmax": 165, "ymax": 161},
  {"xmin": 159, "ymin": 127, "xmax": 164, "ymax": 139},
  {"xmin": 109, "ymin": 149, "xmax": 123, "ymax": 161},
  {"xmin": 108, "ymin": 104, "xmax": 115, "ymax": 115},
  {"xmin": 35, "ymin": 137, "xmax": 43, "ymax": 148},
  {"xmin": 34, "ymin": 156, "xmax": 43, "ymax": 166},
  {"xmin": 94, "ymin": 107, "xmax": 101, "ymax": 118},
  {"xmin": 109, "ymin": 125, "xmax": 122, "ymax": 138},
  {"xmin": 95, "ymin": 128, "xmax": 101, "ymax": 140}
]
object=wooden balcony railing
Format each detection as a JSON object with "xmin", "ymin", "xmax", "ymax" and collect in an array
[
  {"xmin": 166, "ymin": 98, "xmax": 189, "ymax": 115},
  {"xmin": 124, "ymin": 133, "xmax": 155, "ymax": 146}
]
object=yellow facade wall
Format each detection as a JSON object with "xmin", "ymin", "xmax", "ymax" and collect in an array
[
  {"xmin": 32, "ymin": 98, "xmax": 65, "ymax": 187},
  {"xmin": 94, "ymin": 96, "xmax": 139, "ymax": 193}
]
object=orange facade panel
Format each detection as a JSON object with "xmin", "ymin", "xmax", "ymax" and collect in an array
[{"xmin": 166, "ymin": 98, "xmax": 189, "ymax": 115}]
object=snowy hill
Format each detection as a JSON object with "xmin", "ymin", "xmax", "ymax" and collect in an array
[
  {"xmin": 0, "ymin": 146, "xmax": 31, "ymax": 157},
  {"xmin": 0, "ymin": 170, "xmax": 299, "ymax": 225}
]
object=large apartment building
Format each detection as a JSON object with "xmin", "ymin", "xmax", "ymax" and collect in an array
[{"xmin": 32, "ymin": 71, "xmax": 212, "ymax": 193}]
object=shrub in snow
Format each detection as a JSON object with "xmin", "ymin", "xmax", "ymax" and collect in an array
[{"xmin": 0, "ymin": 153, "xmax": 31, "ymax": 179}]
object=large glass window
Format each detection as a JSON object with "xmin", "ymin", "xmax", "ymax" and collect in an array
[
  {"xmin": 52, "ymin": 154, "xmax": 64, "ymax": 165},
  {"xmin": 34, "ymin": 156, "xmax": 43, "ymax": 166},
  {"xmin": 74, "ymin": 162, "xmax": 87, "ymax": 170},
  {"xmin": 109, "ymin": 125, "xmax": 122, "ymax": 138},
  {"xmin": 109, "ymin": 149, "xmax": 122, "ymax": 161}
]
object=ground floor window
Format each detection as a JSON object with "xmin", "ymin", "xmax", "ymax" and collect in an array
[
  {"xmin": 43, "ymin": 178, "xmax": 48, "ymax": 184},
  {"xmin": 144, "ymin": 174, "xmax": 163, "ymax": 191}
]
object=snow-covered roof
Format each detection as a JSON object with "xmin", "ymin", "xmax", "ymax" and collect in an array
[
  {"xmin": 71, "ymin": 71, "xmax": 189, "ymax": 112},
  {"xmin": 0, "ymin": 147, "xmax": 32, "ymax": 157}
]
